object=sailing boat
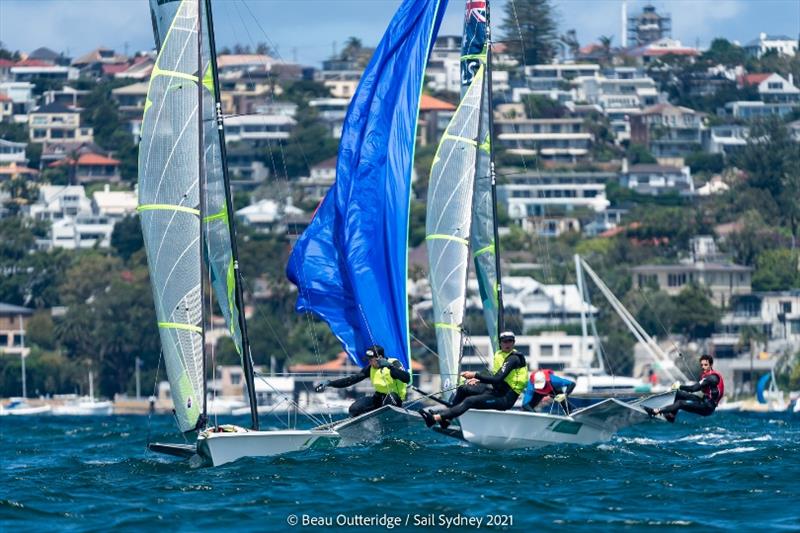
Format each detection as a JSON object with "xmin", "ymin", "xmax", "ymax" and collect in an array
[
  {"xmin": 426, "ymin": 0, "xmax": 672, "ymax": 450},
  {"xmin": 139, "ymin": 0, "xmax": 336, "ymax": 466},
  {"xmin": 287, "ymin": 0, "xmax": 449, "ymax": 445}
]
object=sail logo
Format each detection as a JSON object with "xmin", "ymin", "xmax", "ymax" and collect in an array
[{"xmin": 465, "ymin": 1, "xmax": 486, "ymax": 23}]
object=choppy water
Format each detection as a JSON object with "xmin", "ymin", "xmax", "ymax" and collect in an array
[{"xmin": 2, "ymin": 412, "xmax": 799, "ymax": 532}]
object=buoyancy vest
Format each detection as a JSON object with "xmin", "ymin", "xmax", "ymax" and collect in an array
[
  {"xmin": 531, "ymin": 368, "xmax": 555, "ymax": 395},
  {"xmin": 700, "ymin": 369, "xmax": 724, "ymax": 405},
  {"xmin": 492, "ymin": 349, "xmax": 528, "ymax": 394},
  {"xmin": 369, "ymin": 358, "xmax": 407, "ymax": 400}
]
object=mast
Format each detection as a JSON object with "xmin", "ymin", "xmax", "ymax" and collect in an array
[
  {"xmin": 197, "ymin": 0, "xmax": 208, "ymax": 427},
  {"xmin": 204, "ymin": 0, "xmax": 259, "ymax": 430},
  {"xmin": 485, "ymin": 0, "xmax": 505, "ymax": 335}
]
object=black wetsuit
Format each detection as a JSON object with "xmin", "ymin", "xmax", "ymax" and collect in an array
[
  {"xmin": 660, "ymin": 374, "xmax": 721, "ymax": 418},
  {"xmin": 327, "ymin": 361, "xmax": 411, "ymax": 417},
  {"xmin": 437, "ymin": 352, "xmax": 526, "ymax": 421}
]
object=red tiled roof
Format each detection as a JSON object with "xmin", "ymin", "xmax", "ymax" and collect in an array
[
  {"xmin": 0, "ymin": 93, "xmax": 11, "ymax": 102},
  {"xmin": 420, "ymin": 94, "xmax": 456, "ymax": 111},
  {"xmin": 14, "ymin": 59, "xmax": 51, "ymax": 67},
  {"xmin": 102, "ymin": 63, "xmax": 130, "ymax": 75},
  {"xmin": 49, "ymin": 152, "xmax": 121, "ymax": 167},
  {"xmin": 738, "ymin": 73, "xmax": 771, "ymax": 86},
  {"xmin": 0, "ymin": 59, "xmax": 15, "ymax": 68}
]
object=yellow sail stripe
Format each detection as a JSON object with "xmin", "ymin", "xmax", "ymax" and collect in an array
[
  {"xmin": 441, "ymin": 133, "xmax": 478, "ymax": 146},
  {"xmin": 150, "ymin": 63, "xmax": 199, "ymax": 84},
  {"xmin": 203, "ymin": 208, "xmax": 228, "ymax": 223},
  {"xmin": 137, "ymin": 204, "xmax": 200, "ymax": 216},
  {"xmin": 473, "ymin": 242, "xmax": 495, "ymax": 258},
  {"xmin": 434, "ymin": 322, "xmax": 461, "ymax": 331},
  {"xmin": 158, "ymin": 322, "xmax": 202, "ymax": 333},
  {"xmin": 460, "ymin": 53, "xmax": 487, "ymax": 62},
  {"xmin": 426, "ymin": 234, "xmax": 469, "ymax": 245}
]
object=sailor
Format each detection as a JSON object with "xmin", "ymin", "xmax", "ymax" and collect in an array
[
  {"xmin": 522, "ymin": 369, "xmax": 576, "ymax": 414},
  {"xmin": 314, "ymin": 345, "xmax": 410, "ymax": 417},
  {"xmin": 644, "ymin": 354, "xmax": 724, "ymax": 423},
  {"xmin": 419, "ymin": 330, "xmax": 528, "ymax": 429}
]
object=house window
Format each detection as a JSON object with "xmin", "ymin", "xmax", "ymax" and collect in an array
[
  {"xmin": 767, "ymin": 82, "xmax": 783, "ymax": 90},
  {"xmin": 781, "ymin": 301, "xmax": 792, "ymax": 314},
  {"xmin": 540, "ymin": 345, "xmax": 553, "ymax": 357},
  {"xmin": 0, "ymin": 334, "xmax": 8, "ymax": 345},
  {"xmin": 667, "ymin": 273, "xmax": 687, "ymax": 287},
  {"xmin": 559, "ymin": 345, "xmax": 573, "ymax": 357},
  {"xmin": 231, "ymin": 373, "xmax": 241, "ymax": 385},
  {"xmin": 12, "ymin": 334, "xmax": 22, "ymax": 347},
  {"xmin": 515, "ymin": 345, "xmax": 530, "ymax": 356}
]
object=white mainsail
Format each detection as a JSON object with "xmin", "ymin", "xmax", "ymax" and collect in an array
[
  {"xmin": 138, "ymin": 0, "xmax": 205, "ymax": 432},
  {"xmin": 426, "ymin": 67, "xmax": 487, "ymax": 392}
]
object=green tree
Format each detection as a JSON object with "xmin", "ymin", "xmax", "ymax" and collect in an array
[
  {"xmin": 734, "ymin": 118, "xmax": 800, "ymax": 241},
  {"xmin": 500, "ymin": 0, "xmax": 558, "ymax": 66},
  {"xmin": 702, "ymin": 38, "xmax": 747, "ymax": 66},
  {"xmin": 521, "ymin": 94, "xmax": 566, "ymax": 118},
  {"xmin": 26, "ymin": 310, "xmax": 57, "ymax": 351},
  {"xmin": 685, "ymin": 152, "xmax": 724, "ymax": 174},
  {"xmin": 626, "ymin": 143, "xmax": 657, "ymax": 165},
  {"xmin": 672, "ymin": 285, "xmax": 719, "ymax": 340},
  {"xmin": 111, "ymin": 215, "xmax": 144, "ymax": 261},
  {"xmin": 752, "ymin": 249, "xmax": 800, "ymax": 291}
]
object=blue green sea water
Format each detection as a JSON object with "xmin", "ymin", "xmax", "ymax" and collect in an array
[{"xmin": 2, "ymin": 412, "xmax": 799, "ymax": 532}]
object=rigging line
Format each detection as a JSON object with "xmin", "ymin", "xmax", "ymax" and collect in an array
[
  {"xmin": 252, "ymin": 372, "xmax": 328, "ymax": 426},
  {"xmin": 634, "ymin": 286, "xmax": 686, "ymax": 364},
  {"xmin": 460, "ymin": 327, "xmax": 492, "ymax": 370},
  {"xmin": 226, "ymin": 0, "xmax": 330, "ymax": 375},
  {"xmin": 145, "ymin": 349, "xmax": 164, "ymax": 450},
  {"xmin": 506, "ymin": 0, "xmax": 553, "ymax": 282}
]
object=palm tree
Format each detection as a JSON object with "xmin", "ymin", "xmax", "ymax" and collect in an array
[{"xmin": 598, "ymin": 35, "xmax": 613, "ymax": 66}]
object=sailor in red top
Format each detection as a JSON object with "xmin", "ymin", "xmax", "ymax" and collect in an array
[{"xmin": 645, "ymin": 354, "xmax": 724, "ymax": 423}]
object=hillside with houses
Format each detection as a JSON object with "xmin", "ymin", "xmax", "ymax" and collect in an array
[{"xmin": 0, "ymin": 2, "xmax": 799, "ymax": 402}]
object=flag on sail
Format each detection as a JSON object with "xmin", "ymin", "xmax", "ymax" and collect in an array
[{"xmin": 287, "ymin": 0, "xmax": 448, "ymax": 369}]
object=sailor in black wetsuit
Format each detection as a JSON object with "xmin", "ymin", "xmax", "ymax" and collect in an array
[
  {"xmin": 645, "ymin": 354, "xmax": 725, "ymax": 423},
  {"xmin": 314, "ymin": 345, "xmax": 411, "ymax": 417},
  {"xmin": 419, "ymin": 331, "xmax": 528, "ymax": 429}
]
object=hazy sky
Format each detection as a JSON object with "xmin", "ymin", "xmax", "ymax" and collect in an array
[{"xmin": 1, "ymin": 0, "xmax": 798, "ymax": 66}]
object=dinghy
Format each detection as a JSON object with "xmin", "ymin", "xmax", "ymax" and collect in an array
[{"xmin": 139, "ymin": 0, "xmax": 337, "ymax": 466}]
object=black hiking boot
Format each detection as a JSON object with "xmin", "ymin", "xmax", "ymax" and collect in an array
[
  {"xmin": 438, "ymin": 417, "xmax": 450, "ymax": 430},
  {"xmin": 664, "ymin": 412, "xmax": 676, "ymax": 424},
  {"xmin": 643, "ymin": 406, "xmax": 657, "ymax": 417}
]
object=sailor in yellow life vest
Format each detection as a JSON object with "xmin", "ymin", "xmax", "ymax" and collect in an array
[
  {"xmin": 314, "ymin": 345, "xmax": 411, "ymax": 417},
  {"xmin": 420, "ymin": 330, "xmax": 528, "ymax": 429}
]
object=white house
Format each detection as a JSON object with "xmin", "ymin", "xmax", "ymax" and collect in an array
[
  {"xmin": 0, "ymin": 139, "xmax": 27, "ymax": 165},
  {"xmin": 91, "ymin": 185, "xmax": 137, "ymax": 221},
  {"xmin": 236, "ymin": 198, "xmax": 304, "ymax": 233},
  {"xmin": 222, "ymin": 114, "xmax": 294, "ymax": 144},
  {"xmin": 498, "ymin": 171, "xmax": 612, "ymax": 219},
  {"xmin": 620, "ymin": 164, "xmax": 694, "ymax": 196},
  {"xmin": 743, "ymin": 33, "xmax": 798, "ymax": 58}
]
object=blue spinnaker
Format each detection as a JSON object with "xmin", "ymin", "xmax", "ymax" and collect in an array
[
  {"xmin": 756, "ymin": 373, "xmax": 771, "ymax": 404},
  {"xmin": 287, "ymin": 0, "xmax": 447, "ymax": 369}
]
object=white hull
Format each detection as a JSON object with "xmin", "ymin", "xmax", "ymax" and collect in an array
[
  {"xmin": 0, "ymin": 404, "xmax": 52, "ymax": 416},
  {"xmin": 197, "ymin": 427, "xmax": 339, "ymax": 466},
  {"xmin": 459, "ymin": 409, "xmax": 613, "ymax": 449},
  {"xmin": 319, "ymin": 405, "xmax": 422, "ymax": 446},
  {"xmin": 52, "ymin": 399, "xmax": 114, "ymax": 416},
  {"xmin": 457, "ymin": 394, "xmax": 672, "ymax": 450}
]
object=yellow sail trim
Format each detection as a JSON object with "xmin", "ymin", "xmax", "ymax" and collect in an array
[
  {"xmin": 473, "ymin": 242, "xmax": 495, "ymax": 258},
  {"xmin": 158, "ymin": 322, "xmax": 202, "ymax": 333},
  {"xmin": 426, "ymin": 234, "xmax": 468, "ymax": 245},
  {"xmin": 434, "ymin": 322, "xmax": 461, "ymax": 331},
  {"xmin": 137, "ymin": 204, "xmax": 200, "ymax": 216},
  {"xmin": 150, "ymin": 63, "xmax": 199, "ymax": 84},
  {"xmin": 441, "ymin": 133, "xmax": 477, "ymax": 146}
]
